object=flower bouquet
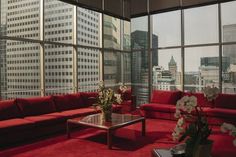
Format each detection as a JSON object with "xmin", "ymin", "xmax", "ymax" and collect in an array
[
  {"xmin": 172, "ymin": 95, "xmax": 212, "ymax": 157},
  {"xmin": 221, "ymin": 123, "xmax": 236, "ymax": 146},
  {"xmin": 95, "ymin": 81, "xmax": 122, "ymax": 122}
]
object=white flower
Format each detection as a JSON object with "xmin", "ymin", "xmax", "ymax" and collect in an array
[
  {"xmin": 221, "ymin": 123, "xmax": 236, "ymax": 147},
  {"xmin": 203, "ymin": 86, "xmax": 219, "ymax": 101},
  {"xmin": 233, "ymin": 139, "xmax": 236, "ymax": 146},
  {"xmin": 177, "ymin": 117, "xmax": 184, "ymax": 126},
  {"xmin": 114, "ymin": 94, "xmax": 122, "ymax": 104}
]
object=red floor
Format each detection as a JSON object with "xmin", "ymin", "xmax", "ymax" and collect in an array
[{"xmin": 0, "ymin": 119, "xmax": 235, "ymax": 157}]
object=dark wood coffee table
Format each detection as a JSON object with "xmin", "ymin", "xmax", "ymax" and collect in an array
[{"xmin": 67, "ymin": 113, "xmax": 145, "ymax": 149}]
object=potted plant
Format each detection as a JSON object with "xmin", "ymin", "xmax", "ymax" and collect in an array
[
  {"xmin": 95, "ymin": 81, "xmax": 122, "ymax": 122},
  {"xmin": 172, "ymin": 95, "xmax": 212, "ymax": 157},
  {"xmin": 221, "ymin": 123, "xmax": 236, "ymax": 146},
  {"xmin": 172, "ymin": 86, "xmax": 219, "ymax": 157}
]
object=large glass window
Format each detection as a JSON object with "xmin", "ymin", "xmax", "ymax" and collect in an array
[
  {"xmin": 44, "ymin": 0, "xmax": 73, "ymax": 44},
  {"xmin": 153, "ymin": 49, "xmax": 182, "ymax": 91},
  {"xmin": 45, "ymin": 44, "xmax": 73, "ymax": 95},
  {"xmin": 184, "ymin": 46, "xmax": 219, "ymax": 92},
  {"xmin": 184, "ymin": 5, "xmax": 219, "ymax": 45},
  {"xmin": 1, "ymin": 0, "xmax": 40, "ymax": 40},
  {"xmin": 221, "ymin": 1, "xmax": 236, "ymax": 43},
  {"xmin": 77, "ymin": 7, "xmax": 102, "ymax": 47},
  {"xmin": 152, "ymin": 11, "xmax": 181, "ymax": 48},
  {"xmin": 78, "ymin": 47, "xmax": 100, "ymax": 92},
  {"xmin": 222, "ymin": 44, "xmax": 236, "ymax": 93},
  {"xmin": 103, "ymin": 15, "xmax": 121, "ymax": 50},
  {"xmin": 123, "ymin": 53, "xmax": 131, "ymax": 84},
  {"xmin": 1, "ymin": 40, "xmax": 40, "ymax": 99},
  {"xmin": 132, "ymin": 50, "xmax": 149, "ymax": 106},
  {"xmin": 123, "ymin": 21, "xmax": 131, "ymax": 51},
  {"xmin": 131, "ymin": 16, "xmax": 148, "ymax": 50},
  {"xmin": 104, "ymin": 51, "xmax": 121, "ymax": 88}
]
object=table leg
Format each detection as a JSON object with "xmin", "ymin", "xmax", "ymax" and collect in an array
[
  {"xmin": 107, "ymin": 129, "xmax": 112, "ymax": 149},
  {"xmin": 142, "ymin": 119, "xmax": 146, "ymax": 136},
  {"xmin": 67, "ymin": 121, "xmax": 71, "ymax": 138}
]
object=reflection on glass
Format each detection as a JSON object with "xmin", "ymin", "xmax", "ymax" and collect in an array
[
  {"xmin": 104, "ymin": 15, "xmax": 121, "ymax": 50},
  {"xmin": 104, "ymin": 51, "xmax": 121, "ymax": 88},
  {"xmin": 123, "ymin": 20, "xmax": 131, "ymax": 51},
  {"xmin": 131, "ymin": 16, "xmax": 148, "ymax": 49},
  {"xmin": 45, "ymin": 44, "xmax": 73, "ymax": 95},
  {"xmin": 184, "ymin": 5, "xmax": 218, "ymax": 45},
  {"xmin": 221, "ymin": 1, "xmax": 236, "ymax": 42},
  {"xmin": 123, "ymin": 53, "xmax": 131, "ymax": 84},
  {"xmin": 222, "ymin": 45, "xmax": 236, "ymax": 93},
  {"xmin": 132, "ymin": 50, "xmax": 149, "ymax": 106},
  {"xmin": 1, "ymin": 40, "xmax": 40, "ymax": 99},
  {"xmin": 152, "ymin": 11, "xmax": 181, "ymax": 48},
  {"xmin": 184, "ymin": 46, "xmax": 219, "ymax": 92},
  {"xmin": 153, "ymin": 49, "xmax": 182, "ymax": 91},
  {"xmin": 44, "ymin": 0, "xmax": 73, "ymax": 44},
  {"xmin": 78, "ymin": 48, "xmax": 100, "ymax": 92},
  {"xmin": 77, "ymin": 7, "xmax": 101, "ymax": 47}
]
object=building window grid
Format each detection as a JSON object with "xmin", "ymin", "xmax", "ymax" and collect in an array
[{"xmin": 0, "ymin": 0, "xmax": 131, "ymax": 99}]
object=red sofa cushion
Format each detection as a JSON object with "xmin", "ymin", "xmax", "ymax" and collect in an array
[
  {"xmin": 55, "ymin": 107, "xmax": 99, "ymax": 119},
  {"xmin": 0, "ymin": 118, "xmax": 34, "ymax": 134},
  {"xmin": 215, "ymin": 93, "xmax": 236, "ymax": 109},
  {"xmin": 81, "ymin": 92, "xmax": 98, "ymax": 106},
  {"xmin": 53, "ymin": 93, "xmax": 85, "ymax": 111},
  {"xmin": 151, "ymin": 90, "xmax": 182, "ymax": 105},
  {"xmin": 17, "ymin": 96, "xmax": 56, "ymax": 117},
  {"xmin": 183, "ymin": 92, "xmax": 213, "ymax": 108},
  {"xmin": 206, "ymin": 108, "xmax": 236, "ymax": 119},
  {"xmin": 140, "ymin": 103, "xmax": 176, "ymax": 113},
  {"xmin": 0, "ymin": 100, "xmax": 22, "ymax": 120},
  {"xmin": 24, "ymin": 115, "xmax": 65, "ymax": 126}
]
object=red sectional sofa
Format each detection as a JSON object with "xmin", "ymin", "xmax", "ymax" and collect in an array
[
  {"xmin": 140, "ymin": 90, "xmax": 236, "ymax": 125},
  {"xmin": 0, "ymin": 90, "xmax": 135, "ymax": 147},
  {"xmin": 0, "ymin": 92, "xmax": 100, "ymax": 146}
]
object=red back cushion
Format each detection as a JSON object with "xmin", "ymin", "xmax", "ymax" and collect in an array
[
  {"xmin": 215, "ymin": 93, "xmax": 236, "ymax": 109},
  {"xmin": 183, "ymin": 92, "xmax": 214, "ymax": 108},
  {"xmin": 151, "ymin": 90, "xmax": 182, "ymax": 105},
  {"xmin": 53, "ymin": 93, "xmax": 85, "ymax": 111},
  {"xmin": 0, "ymin": 99, "xmax": 22, "ymax": 120},
  {"xmin": 17, "ymin": 96, "xmax": 56, "ymax": 116},
  {"xmin": 118, "ymin": 88, "xmax": 132, "ymax": 101},
  {"xmin": 81, "ymin": 92, "xmax": 98, "ymax": 106}
]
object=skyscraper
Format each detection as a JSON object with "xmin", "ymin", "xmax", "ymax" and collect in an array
[{"xmin": 3, "ymin": 0, "xmax": 101, "ymax": 98}]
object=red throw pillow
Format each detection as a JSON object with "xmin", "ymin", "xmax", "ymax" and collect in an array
[
  {"xmin": 53, "ymin": 93, "xmax": 85, "ymax": 111},
  {"xmin": 0, "ymin": 99, "xmax": 22, "ymax": 120},
  {"xmin": 151, "ymin": 90, "xmax": 182, "ymax": 105},
  {"xmin": 81, "ymin": 92, "xmax": 98, "ymax": 106},
  {"xmin": 17, "ymin": 96, "xmax": 56, "ymax": 117}
]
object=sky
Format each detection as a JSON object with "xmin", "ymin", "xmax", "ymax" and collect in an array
[{"xmin": 131, "ymin": 2, "xmax": 236, "ymax": 72}]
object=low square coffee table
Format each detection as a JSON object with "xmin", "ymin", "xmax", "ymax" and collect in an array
[{"xmin": 67, "ymin": 113, "xmax": 145, "ymax": 149}]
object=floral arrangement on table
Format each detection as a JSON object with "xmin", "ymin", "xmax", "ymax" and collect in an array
[
  {"xmin": 202, "ymin": 86, "xmax": 219, "ymax": 101},
  {"xmin": 94, "ymin": 81, "xmax": 122, "ymax": 122},
  {"xmin": 172, "ymin": 86, "xmax": 219, "ymax": 157},
  {"xmin": 221, "ymin": 123, "xmax": 236, "ymax": 146},
  {"xmin": 119, "ymin": 82, "xmax": 128, "ymax": 93}
]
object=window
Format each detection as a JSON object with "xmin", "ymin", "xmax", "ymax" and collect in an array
[
  {"xmin": 152, "ymin": 10, "xmax": 181, "ymax": 48},
  {"xmin": 184, "ymin": 5, "xmax": 218, "ymax": 45}
]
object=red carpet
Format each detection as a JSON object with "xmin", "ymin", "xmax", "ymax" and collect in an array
[{"xmin": 0, "ymin": 119, "xmax": 235, "ymax": 157}]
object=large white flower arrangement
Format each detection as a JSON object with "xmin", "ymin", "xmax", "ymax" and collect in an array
[
  {"xmin": 221, "ymin": 123, "xmax": 236, "ymax": 146},
  {"xmin": 172, "ymin": 95, "xmax": 212, "ymax": 157}
]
